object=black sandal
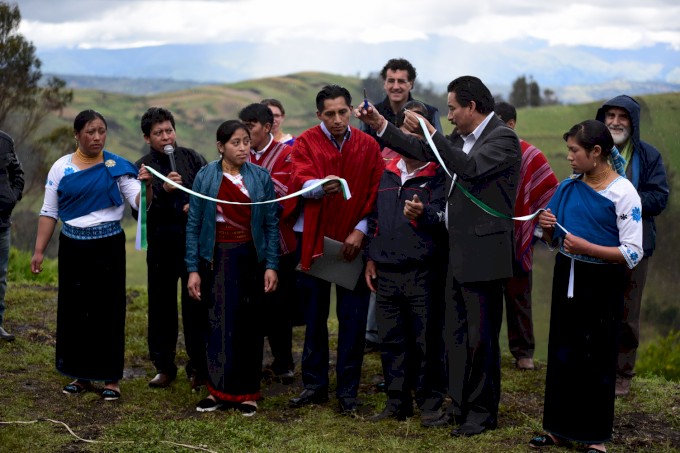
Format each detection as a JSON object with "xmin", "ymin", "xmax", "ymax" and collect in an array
[
  {"xmin": 101, "ymin": 388, "xmax": 121, "ymax": 401},
  {"xmin": 529, "ymin": 434, "xmax": 558, "ymax": 448},
  {"xmin": 62, "ymin": 380, "xmax": 93, "ymax": 395}
]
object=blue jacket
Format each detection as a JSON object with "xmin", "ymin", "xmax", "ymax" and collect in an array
[
  {"xmin": 596, "ymin": 95, "xmax": 669, "ymax": 257},
  {"xmin": 185, "ymin": 160, "xmax": 279, "ymax": 273}
]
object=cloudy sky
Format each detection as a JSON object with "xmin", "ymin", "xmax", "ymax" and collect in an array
[{"xmin": 15, "ymin": 0, "xmax": 680, "ymax": 89}]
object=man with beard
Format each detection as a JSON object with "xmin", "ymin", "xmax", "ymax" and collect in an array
[
  {"xmin": 595, "ymin": 95, "xmax": 669, "ymax": 397},
  {"xmin": 136, "ymin": 107, "xmax": 208, "ymax": 390}
]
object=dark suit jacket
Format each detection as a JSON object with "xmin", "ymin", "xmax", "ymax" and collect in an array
[{"xmin": 380, "ymin": 115, "xmax": 521, "ymax": 283}]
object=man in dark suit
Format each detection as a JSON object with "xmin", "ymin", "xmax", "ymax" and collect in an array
[{"xmin": 355, "ymin": 75, "xmax": 521, "ymax": 436}]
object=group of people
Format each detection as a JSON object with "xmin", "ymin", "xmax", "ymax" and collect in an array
[{"xmin": 20, "ymin": 57, "xmax": 667, "ymax": 451}]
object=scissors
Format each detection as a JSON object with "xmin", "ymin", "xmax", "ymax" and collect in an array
[{"xmin": 363, "ymin": 89, "xmax": 369, "ymax": 110}]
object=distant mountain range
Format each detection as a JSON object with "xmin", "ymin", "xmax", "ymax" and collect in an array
[
  {"xmin": 48, "ymin": 74, "xmax": 212, "ymax": 96},
  {"xmin": 48, "ymin": 73, "xmax": 680, "ymax": 105}
]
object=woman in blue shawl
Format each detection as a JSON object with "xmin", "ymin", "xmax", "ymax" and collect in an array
[
  {"xmin": 530, "ymin": 120, "xmax": 642, "ymax": 453},
  {"xmin": 31, "ymin": 110, "xmax": 152, "ymax": 401}
]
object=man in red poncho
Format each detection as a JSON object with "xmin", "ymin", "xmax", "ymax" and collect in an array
[
  {"xmin": 239, "ymin": 103, "xmax": 298, "ymax": 383},
  {"xmin": 494, "ymin": 102, "xmax": 558, "ymax": 371},
  {"xmin": 288, "ymin": 85, "xmax": 384, "ymax": 414}
]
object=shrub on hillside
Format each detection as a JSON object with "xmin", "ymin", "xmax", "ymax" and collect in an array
[{"xmin": 636, "ymin": 330, "xmax": 680, "ymax": 381}]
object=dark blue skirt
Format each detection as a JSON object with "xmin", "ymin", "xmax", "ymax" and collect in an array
[
  {"xmin": 543, "ymin": 252, "xmax": 625, "ymax": 443},
  {"xmin": 56, "ymin": 231, "xmax": 126, "ymax": 381},
  {"xmin": 201, "ymin": 241, "xmax": 264, "ymax": 402}
]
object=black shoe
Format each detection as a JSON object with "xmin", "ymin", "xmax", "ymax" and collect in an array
[
  {"xmin": 235, "ymin": 402, "xmax": 257, "ymax": 417},
  {"xmin": 451, "ymin": 422, "xmax": 488, "ymax": 437},
  {"xmin": 0, "ymin": 326, "xmax": 14, "ymax": 341},
  {"xmin": 149, "ymin": 372, "xmax": 175, "ymax": 388},
  {"xmin": 369, "ymin": 407, "xmax": 413, "ymax": 422},
  {"xmin": 196, "ymin": 397, "xmax": 223, "ymax": 412},
  {"xmin": 101, "ymin": 388, "xmax": 121, "ymax": 401},
  {"xmin": 338, "ymin": 397, "xmax": 358, "ymax": 415},
  {"xmin": 62, "ymin": 380, "xmax": 94, "ymax": 395},
  {"xmin": 289, "ymin": 389, "xmax": 329, "ymax": 408},
  {"xmin": 421, "ymin": 411, "xmax": 455, "ymax": 428},
  {"xmin": 529, "ymin": 434, "xmax": 560, "ymax": 448}
]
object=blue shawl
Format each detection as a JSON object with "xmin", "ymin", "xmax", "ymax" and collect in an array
[
  {"xmin": 547, "ymin": 176, "xmax": 620, "ymax": 262},
  {"xmin": 58, "ymin": 151, "xmax": 138, "ymax": 222}
]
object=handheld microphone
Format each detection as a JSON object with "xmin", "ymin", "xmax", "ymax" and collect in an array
[{"xmin": 163, "ymin": 144, "xmax": 177, "ymax": 173}]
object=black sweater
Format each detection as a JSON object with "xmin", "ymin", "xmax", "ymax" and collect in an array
[{"xmin": 367, "ymin": 159, "xmax": 446, "ymax": 266}]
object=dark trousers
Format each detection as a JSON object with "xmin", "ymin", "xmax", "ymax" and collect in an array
[
  {"xmin": 618, "ymin": 256, "xmax": 649, "ymax": 379},
  {"xmin": 376, "ymin": 266, "xmax": 444, "ymax": 412},
  {"xmin": 263, "ymin": 252, "xmax": 296, "ymax": 374},
  {"xmin": 298, "ymin": 270, "xmax": 370, "ymax": 398},
  {"xmin": 502, "ymin": 260, "xmax": 535, "ymax": 360},
  {"xmin": 445, "ymin": 276, "xmax": 504, "ymax": 427},
  {"xmin": 147, "ymin": 243, "xmax": 207, "ymax": 379}
]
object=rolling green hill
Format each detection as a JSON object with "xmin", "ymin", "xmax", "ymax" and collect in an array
[
  {"xmin": 15, "ymin": 74, "xmax": 680, "ymax": 348},
  {"xmin": 38, "ymin": 71, "xmax": 365, "ymax": 163}
]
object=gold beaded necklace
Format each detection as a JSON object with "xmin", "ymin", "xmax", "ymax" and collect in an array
[
  {"xmin": 584, "ymin": 164, "xmax": 612, "ymax": 191},
  {"xmin": 75, "ymin": 147, "xmax": 103, "ymax": 164}
]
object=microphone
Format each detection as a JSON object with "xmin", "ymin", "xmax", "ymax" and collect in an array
[{"xmin": 163, "ymin": 144, "xmax": 177, "ymax": 173}]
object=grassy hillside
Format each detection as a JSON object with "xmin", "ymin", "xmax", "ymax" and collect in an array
[
  {"xmin": 0, "ymin": 276, "xmax": 678, "ymax": 452},
  {"xmin": 13, "ymin": 76, "xmax": 680, "ymax": 350},
  {"xmin": 38, "ymin": 71, "xmax": 365, "ymax": 164}
]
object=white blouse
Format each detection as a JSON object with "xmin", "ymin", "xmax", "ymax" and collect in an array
[
  {"xmin": 39, "ymin": 154, "xmax": 141, "ymax": 228},
  {"xmin": 599, "ymin": 176, "xmax": 644, "ymax": 269}
]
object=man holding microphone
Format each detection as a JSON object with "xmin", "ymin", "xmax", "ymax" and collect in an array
[{"xmin": 136, "ymin": 107, "xmax": 208, "ymax": 390}]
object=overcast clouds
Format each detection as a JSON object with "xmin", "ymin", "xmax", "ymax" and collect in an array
[{"xmin": 14, "ymin": 0, "xmax": 680, "ymax": 86}]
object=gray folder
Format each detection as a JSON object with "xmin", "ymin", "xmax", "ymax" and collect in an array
[{"xmin": 296, "ymin": 236, "xmax": 364, "ymax": 290}]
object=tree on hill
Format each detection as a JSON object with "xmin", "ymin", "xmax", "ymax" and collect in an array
[
  {"xmin": 0, "ymin": 1, "xmax": 73, "ymax": 194},
  {"xmin": 509, "ymin": 75, "xmax": 559, "ymax": 107}
]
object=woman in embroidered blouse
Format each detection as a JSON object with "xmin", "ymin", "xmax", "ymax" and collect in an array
[
  {"xmin": 30, "ymin": 109, "xmax": 152, "ymax": 400},
  {"xmin": 186, "ymin": 120, "xmax": 279, "ymax": 415},
  {"xmin": 530, "ymin": 120, "xmax": 642, "ymax": 453}
]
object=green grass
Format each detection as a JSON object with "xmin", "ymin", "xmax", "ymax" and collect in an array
[
  {"xmin": 3, "ymin": 80, "xmax": 680, "ymax": 451},
  {"xmin": 1, "ymin": 278, "xmax": 679, "ymax": 452}
]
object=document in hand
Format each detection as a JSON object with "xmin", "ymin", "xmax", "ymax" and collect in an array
[{"xmin": 296, "ymin": 236, "xmax": 364, "ymax": 290}]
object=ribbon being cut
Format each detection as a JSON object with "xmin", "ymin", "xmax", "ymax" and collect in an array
[
  {"xmin": 415, "ymin": 116, "xmax": 568, "ymax": 233},
  {"xmin": 135, "ymin": 166, "xmax": 351, "ymax": 250}
]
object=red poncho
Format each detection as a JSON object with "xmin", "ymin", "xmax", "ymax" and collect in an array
[
  {"xmin": 514, "ymin": 139, "xmax": 559, "ymax": 271},
  {"xmin": 250, "ymin": 139, "xmax": 298, "ymax": 255},
  {"xmin": 291, "ymin": 125, "xmax": 384, "ymax": 270}
]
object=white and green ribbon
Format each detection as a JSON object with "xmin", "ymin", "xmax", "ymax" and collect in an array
[
  {"xmin": 416, "ymin": 116, "xmax": 568, "ymax": 233},
  {"xmin": 135, "ymin": 165, "xmax": 352, "ymax": 250},
  {"xmin": 135, "ymin": 183, "xmax": 148, "ymax": 250},
  {"xmin": 146, "ymin": 165, "xmax": 351, "ymax": 205}
]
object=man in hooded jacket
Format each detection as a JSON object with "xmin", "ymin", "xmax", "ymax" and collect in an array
[{"xmin": 595, "ymin": 95, "xmax": 669, "ymax": 396}]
